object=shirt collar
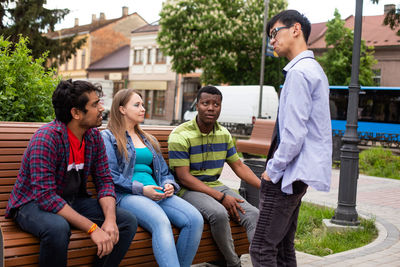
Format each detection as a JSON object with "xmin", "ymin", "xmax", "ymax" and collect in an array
[
  {"xmin": 193, "ymin": 117, "xmax": 221, "ymax": 136},
  {"xmin": 283, "ymin": 50, "xmax": 314, "ymax": 73}
]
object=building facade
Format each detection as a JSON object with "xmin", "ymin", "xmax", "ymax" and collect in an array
[
  {"xmin": 47, "ymin": 7, "xmax": 147, "ymax": 80},
  {"xmin": 129, "ymin": 23, "xmax": 201, "ymax": 123},
  {"xmin": 87, "ymin": 45, "xmax": 130, "ymax": 93}
]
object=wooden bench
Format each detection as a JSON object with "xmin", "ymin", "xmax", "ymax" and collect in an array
[
  {"xmin": 236, "ymin": 119, "xmax": 275, "ymax": 156},
  {"xmin": 0, "ymin": 121, "xmax": 250, "ymax": 266}
]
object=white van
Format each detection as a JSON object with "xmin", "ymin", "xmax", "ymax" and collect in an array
[{"xmin": 183, "ymin": 85, "xmax": 278, "ymax": 125}]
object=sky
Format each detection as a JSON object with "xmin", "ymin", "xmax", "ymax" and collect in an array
[{"xmin": 45, "ymin": 0, "xmax": 399, "ymax": 30}]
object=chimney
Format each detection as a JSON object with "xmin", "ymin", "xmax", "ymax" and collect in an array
[
  {"xmin": 122, "ymin": 6, "xmax": 128, "ymax": 17},
  {"xmin": 384, "ymin": 4, "xmax": 396, "ymax": 14},
  {"xmin": 92, "ymin": 14, "xmax": 97, "ymax": 23},
  {"xmin": 74, "ymin": 18, "xmax": 79, "ymax": 27},
  {"xmin": 100, "ymin": 12, "xmax": 106, "ymax": 21}
]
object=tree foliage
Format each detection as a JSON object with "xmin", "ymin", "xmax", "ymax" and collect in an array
[
  {"xmin": 371, "ymin": 0, "xmax": 400, "ymax": 36},
  {"xmin": 317, "ymin": 9, "xmax": 377, "ymax": 86},
  {"xmin": 0, "ymin": 0, "xmax": 86, "ymax": 67},
  {"xmin": 158, "ymin": 0, "xmax": 288, "ymax": 88},
  {"xmin": 0, "ymin": 36, "xmax": 59, "ymax": 122}
]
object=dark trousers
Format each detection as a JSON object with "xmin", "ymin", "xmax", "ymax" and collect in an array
[
  {"xmin": 250, "ymin": 179, "xmax": 307, "ymax": 267},
  {"xmin": 15, "ymin": 198, "xmax": 137, "ymax": 267}
]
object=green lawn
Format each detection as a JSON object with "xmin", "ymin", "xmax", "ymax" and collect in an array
[
  {"xmin": 359, "ymin": 147, "xmax": 400, "ymax": 180},
  {"xmin": 295, "ymin": 202, "xmax": 378, "ymax": 256}
]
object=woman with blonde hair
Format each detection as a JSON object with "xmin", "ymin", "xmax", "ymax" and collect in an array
[{"xmin": 101, "ymin": 89, "xmax": 203, "ymax": 267}]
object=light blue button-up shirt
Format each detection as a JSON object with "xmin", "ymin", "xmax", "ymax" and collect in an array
[{"xmin": 266, "ymin": 50, "xmax": 332, "ymax": 194}]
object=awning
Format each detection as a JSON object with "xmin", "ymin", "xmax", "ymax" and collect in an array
[{"xmin": 130, "ymin": 81, "xmax": 167, "ymax": 90}]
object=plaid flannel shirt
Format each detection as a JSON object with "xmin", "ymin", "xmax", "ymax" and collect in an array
[{"xmin": 5, "ymin": 120, "xmax": 115, "ymax": 218}]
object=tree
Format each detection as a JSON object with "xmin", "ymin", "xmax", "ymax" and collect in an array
[
  {"xmin": 158, "ymin": 0, "xmax": 288, "ymax": 88},
  {"xmin": 317, "ymin": 9, "xmax": 377, "ymax": 86},
  {"xmin": 0, "ymin": 0, "xmax": 86, "ymax": 67},
  {"xmin": 0, "ymin": 36, "xmax": 60, "ymax": 122}
]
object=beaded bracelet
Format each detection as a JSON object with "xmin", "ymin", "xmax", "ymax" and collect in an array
[{"xmin": 87, "ymin": 223, "xmax": 98, "ymax": 234}]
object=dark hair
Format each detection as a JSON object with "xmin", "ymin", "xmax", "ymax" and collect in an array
[
  {"xmin": 196, "ymin": 86, "xmax": 223, "ymax": 103},
  {"xmin": 266, "ymin": 10, "xmax": 311, "ymax": 43},
  {"xmin": 52, "ymin": 79, "xmax": 103, "ymax": 124}
]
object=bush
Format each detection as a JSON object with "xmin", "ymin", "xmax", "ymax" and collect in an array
[
  {"xmin": 0, "ymin": 35, "xmax": 60, "ymax": 122},
  {"xmin": 359, "ymin": 147, "xmax": 400, "ymax": 179}
]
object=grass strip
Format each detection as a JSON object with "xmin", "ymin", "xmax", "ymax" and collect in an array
[{"xmin": 295, "ymin": 202, "xmax": 378, "ymax": 256}]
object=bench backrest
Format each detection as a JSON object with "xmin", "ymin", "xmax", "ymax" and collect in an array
[
  {"xmin": 235, "ymin": 119, "xmax": 275, "ymax": 155},
  {"xmin": 0, "ymin": 122, "xmax": 251, "ymax": 267},
  {"xmin": 249, "ymin": 119, "xmax": 275, "ymax": 142},
  {"xmin": 0, "ymin": 122, "xmax": 175, "ymax": 220}
]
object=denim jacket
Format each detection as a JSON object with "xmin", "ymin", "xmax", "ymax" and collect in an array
[{"xmin": 101, "ymin": 129, "xmax": 179, "ymax": 204}]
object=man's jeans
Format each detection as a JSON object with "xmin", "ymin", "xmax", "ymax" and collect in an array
[
  {"xmin": 119, "ymin": 194, "xmax": 204, "ymax": 267},
  {"xmin": 15, "ymin": 198, "xmax": 137, "ymax": 267},
  {"xmin": 182, "ymin": 185, "xmax": 259, "ymax": 267},
  {"xmin": 250, "ymin": 179, "xmax": 308, "ymax": 267}
]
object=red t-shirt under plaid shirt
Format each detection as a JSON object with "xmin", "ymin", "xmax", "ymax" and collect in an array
[{"xmin": 63, "ymin": 128, "xmax": 86, "ymax": 199}]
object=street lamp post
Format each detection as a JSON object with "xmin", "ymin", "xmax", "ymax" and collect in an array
[
  {"xmin": 331, "ymin": 0, "xmax": 363, "ymax": 226},
  {"xmin": 258, "ymin": 0, "xmax": 270, "ymax": 118}
]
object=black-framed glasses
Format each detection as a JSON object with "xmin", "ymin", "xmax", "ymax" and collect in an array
[{"xmin": 269, "ymin": 25, "xmax": 293, "ymax": 39}]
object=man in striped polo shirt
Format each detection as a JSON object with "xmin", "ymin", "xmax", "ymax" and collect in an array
[{"xmin": 168, "ymin": 86, "xmax": 261, "ymax": 267}]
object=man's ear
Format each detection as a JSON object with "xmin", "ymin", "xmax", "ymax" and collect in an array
[
  {"xmin": 71, "ymin": 107, "xmax": 81, "ymax": 120},
  {"xmin": 292, "ymin": 22, "xmax": 302, "ymax": 38}
]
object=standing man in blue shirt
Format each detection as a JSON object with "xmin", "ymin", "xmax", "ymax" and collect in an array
[{"xmin": 250, "ymin": 10, "xmax": 332, "ymax": 267}]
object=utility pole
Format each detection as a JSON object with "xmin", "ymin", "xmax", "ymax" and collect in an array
[
  {"xmin": 258, "ymin": 0, "xmax": 270, "ymax": 118},
  {"xmin": 331, "ymin": 0, "xmax": 364, "ymax": 226}
]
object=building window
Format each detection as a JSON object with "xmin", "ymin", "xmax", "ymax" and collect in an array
[
  {"xmin": 156, "ymin": 48, "xmax": 166, "ymax": 64},
  {"xmin": 147, "ymin": 48, "xmax": 152, "ymax": 64},
  {"xmin": 81, "ymin": 49, "xmax": 86, "ymax": 69},
  {"xmin": 372, "ymin": 69, "xmax": 381, "ymax": 86},
  {"xmin": 153, "ymin": 90, "xmax": 165, "ymax": 116},
  {"xmin": 134, "ymin": 49, "xmax": 144, "ymax": 64}
]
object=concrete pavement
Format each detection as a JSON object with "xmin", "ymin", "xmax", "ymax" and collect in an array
[{"xmin": 211, "ymin": 163, "xmax": 400, "ymax": 267}]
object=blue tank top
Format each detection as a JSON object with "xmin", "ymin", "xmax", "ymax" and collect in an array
[{"xmin": 132, "ymin": 147, "xmax": 163, "ymax": 193}]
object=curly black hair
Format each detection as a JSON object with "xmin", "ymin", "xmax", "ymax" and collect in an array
[{"xmin": 52, "ymin": 79, "xmax": 103, "ymax": 124}]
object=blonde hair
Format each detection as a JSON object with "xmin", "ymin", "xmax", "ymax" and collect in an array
[{"xmin": 107, "ymin": 89, "xmax": 160, "ymax": 159}]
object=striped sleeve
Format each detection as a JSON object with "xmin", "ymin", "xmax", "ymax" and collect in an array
[
  {"xmin": 226, "ymin": 133, "xmax": 240, "ymax": 163},
  {"xmin": 168, "ymin": 132, "xmax": 190, "ymax": 168}
]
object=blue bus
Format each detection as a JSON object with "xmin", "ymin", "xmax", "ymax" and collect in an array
[{"xmin": 330, "ymin": 86, "xmax": 400, "ymax": 145}]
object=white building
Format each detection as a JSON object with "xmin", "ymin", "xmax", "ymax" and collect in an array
[{"xmin": 129, "ymin": 22, "xmax": 201, "ymax": 123}]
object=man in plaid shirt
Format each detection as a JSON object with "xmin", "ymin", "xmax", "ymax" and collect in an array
[{"xmin": 5, "ymin": 80, "xmax": 137, "ymax": 267}]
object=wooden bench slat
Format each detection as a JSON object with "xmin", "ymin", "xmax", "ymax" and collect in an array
[
  {"xmin": 0, "ymin": 163, "xmax": 22, "ymax": 170},
  {"xmin": 0, "ymin": 156, "xmax": 22, "ymax": 163},
  {"xmin": 0, "ymin": 149, "xmax": 26, "ymax": 155},
  {"xmin": 0, "ymin": 141, "xmax": 30, "ymax": 148},
  {"xmin": 0, "ymin": 134, "xmax": 34, "ymax": 141},
  {"xmin": 0, "ymin": 171, "xmax": 18, "ymax": 179}
]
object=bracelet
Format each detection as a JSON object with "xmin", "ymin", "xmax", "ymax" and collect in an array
[
  {"xmin": 87, "ymin": 223, "xmax": 98, "ymax": 234},
  {"xmin": 218, "ymin": 193, "xmax": 226, "ymax": 203}
]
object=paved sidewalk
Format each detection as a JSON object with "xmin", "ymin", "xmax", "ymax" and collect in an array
[{"xmin": 213, "ymin": 164, "xmax": 400, "ymax": 267}]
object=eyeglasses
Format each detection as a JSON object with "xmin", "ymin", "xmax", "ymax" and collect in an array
[{"xmin": 269, "ymin": 25, "xmax": 293, "ymax": 39}]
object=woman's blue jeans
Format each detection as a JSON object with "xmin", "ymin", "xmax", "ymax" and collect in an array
[
  {"xmin": 119, "ymin": 194, "xmax": 204, "ymax": 267},
  {"xmin": 15, "ymin": 198, "xmax": 137, "ymax": 267}
]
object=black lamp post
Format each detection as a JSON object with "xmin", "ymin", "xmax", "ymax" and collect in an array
[
  {"xmin": 331, "ymin": 0, "xmax": 363, "ymax": 226},
  {"xmin": 258, "ymin": 0, "xmax": 270, "ymax": 118}
]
